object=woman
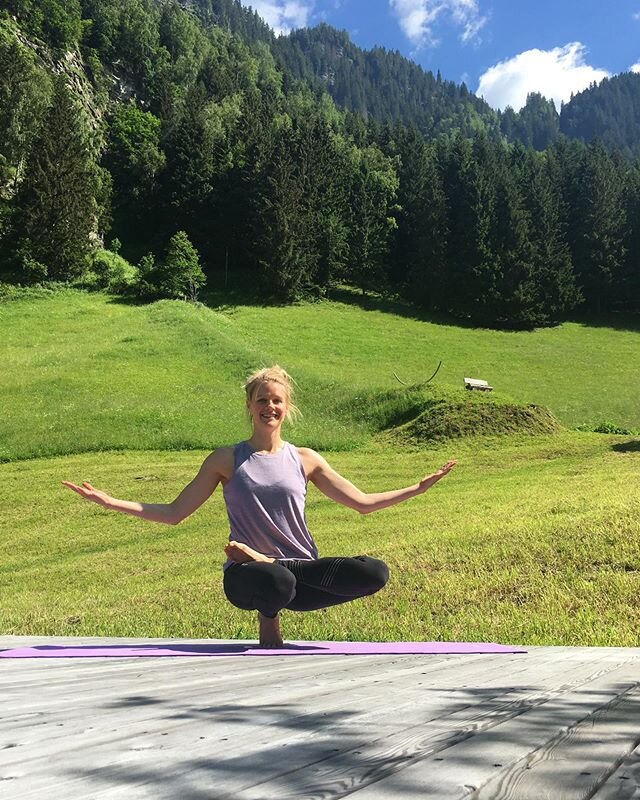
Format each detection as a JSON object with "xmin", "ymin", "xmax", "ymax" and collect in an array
[{"xmin": 64, "ymin": 366, "xmax": 456, "ymax": 647}]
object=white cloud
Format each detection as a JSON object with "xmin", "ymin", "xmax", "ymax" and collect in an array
[
  {"xmin": 476, "ymin": 43, "xmax": 610, "ymax": 111},
  {"xmin": 242, "ymin": 1, "xmax": 313, "ymax": 35},
  {"xmin": 631, "ymin": 62, "xmax": 640, "ymax": 73},
  {"xmin": 389, "ymin": 0, "xmax": 487, "ymax": 48},
  {"xmin": 451, "ymin": 0, "xmax": 487, "ymax": 43}
]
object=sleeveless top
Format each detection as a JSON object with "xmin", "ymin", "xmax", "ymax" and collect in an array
[{"xmin": 222, "ymin": 441, "xmax": 319, "ymax": 569}]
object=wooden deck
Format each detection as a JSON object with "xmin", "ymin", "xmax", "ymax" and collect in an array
[{"xmin": 2, "ymin": 636, "xmax": 640, "ymax": 799}]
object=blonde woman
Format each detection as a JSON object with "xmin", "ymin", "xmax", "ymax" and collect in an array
[{"xmin": 64, "ymin": 366, "xmax": 455, "ymax": 646}]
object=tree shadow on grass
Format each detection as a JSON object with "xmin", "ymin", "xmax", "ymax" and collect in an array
[
  {"xmin": 104, "ymin": 281, "xmax": 298, "ymax": 312},
  {"xmin": 611, "ymin": 440, "xmax": 640, "ymax": 453},
  {"xmin": 102, "ymin": 283, "xmax": 640, "ymax": 334},
  {"xmin": 333, "ymin": 289, "xmax": 640, "ymax": 334},
  {"xmin": 327, "ymin": 285, "xmax": 481, "ymax": 330},
  {"xmin": 567, "ymin": 309, "xmax": 640, "ymax": 334}
]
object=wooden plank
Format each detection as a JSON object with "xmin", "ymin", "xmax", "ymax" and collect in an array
[
  {"xmin": 348, "ymin": 664, "xmax": 640, "ymax": 800},
  {"xmin": 1, "ymin": 650, "xmax": 551, "ymax": 799},
  {"xmin": 1, "ymin": 651, "xmax": 534, "ymax": 772},
  {"xmin": 1, "ymin": 651, "xmax": 499, "ymax": 739},
  {"xmin": 79, "ymin": 653, "xmax": 631, "ymax": 799},
  {"xmin": 256, "ymin": 660, "xmax": 640, "ymax": 800},
  {"xmin": 469, "ymin": 683, "xmax": 640, "ymax": 800},
  {"xmin": 591, "ymin": 745, "xmax": 640, "ymax": 800},
  {"xmin": 1, "ymin": 638, "xmax": 534, "ymax": 726},
  {"xmin": 2, "ymin": 644, "xmax": 638, "ymax": 800}
]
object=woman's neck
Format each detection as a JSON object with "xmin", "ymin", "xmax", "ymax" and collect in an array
[{"xmin": 248, "ymin": 430, "xmax": 284, "ymax": 454}]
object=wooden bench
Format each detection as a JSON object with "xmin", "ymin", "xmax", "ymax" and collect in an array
[{"xmin": 464, "ymin": 377, "xmax": 493, "ymax": 391}]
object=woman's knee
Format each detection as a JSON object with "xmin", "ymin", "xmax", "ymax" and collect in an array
[
  {"xmin": 223, "ymin": 562, "xmax": 296, "ymax": 609},
  {"xmin": 267, "ymin": 563, "xmax": 298, "ymax": 602},
  {"xmin": 350, "ymin": 556, "xmax": 390, "ymax": 592}
]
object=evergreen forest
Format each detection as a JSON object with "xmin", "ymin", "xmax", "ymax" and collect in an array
[{"xmin": 1, "ymin": 0, "xmax": 640, "ymax": 328}]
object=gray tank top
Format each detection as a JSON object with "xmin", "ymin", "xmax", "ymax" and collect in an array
[{"xmin": 222, "ymin": 441, "xmax": 319, "ymax": 569}]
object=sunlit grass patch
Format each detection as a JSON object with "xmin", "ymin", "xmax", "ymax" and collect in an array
[
  {"xmin": 2, "ymin": 433, "xmax": 640, "ymax": 645},
  {"xmin": 3, "ymin": 289, "xmax": 640, "ymax": 646},
  {"xmin": 3, "ymin": 290, "xmax": 640, "ymax": 463}
]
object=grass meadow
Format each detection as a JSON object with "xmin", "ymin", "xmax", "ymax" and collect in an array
[{"xmin": 2, "ymin": 287, "xmax": 640, "ymax": 645}]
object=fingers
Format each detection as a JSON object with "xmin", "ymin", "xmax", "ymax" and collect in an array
[
  {"xmin": 420, "ymin": 460, "xmax": 457, "ymax": 484},
  {"xmin": 61, "ymin": 481, "xmax": 95, "ymax": 498},
  {"xmin": 61, "ymin": 481, "xmax": 84, "ymax": 494}
]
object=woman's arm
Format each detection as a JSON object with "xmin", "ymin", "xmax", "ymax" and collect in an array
[
  {"xmin": 62, "ymin": 448, "xmax": 233, "ymax": 525},
  {"xmin": 299, "ymin": 448, "xmax": 456, "ymax": 514}
]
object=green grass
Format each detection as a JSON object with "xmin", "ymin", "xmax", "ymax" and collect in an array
[
  {"xmin": 223, "ymin": 290, "xmax": 640, "ymax": 431},
  {"xmin": 2, "ymin": 287, "xmax": 640, "ymax": 645},
  {"xmin": 2, "ymin": 288, "xmax": 640, "ymax": 462},
  {"xmin": 0, "ymin": 289, "xmax": 371, "ymax": 462},
  {"xmin": 2, "ymin": 434, "xmax": 640, "ymax": 645}
]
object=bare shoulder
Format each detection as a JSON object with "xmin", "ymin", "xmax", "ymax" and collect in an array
[
  {"xmin": 296, "ymin": 447, "xmax": 328, "ymax": 479},
  {"xmin": 201, "ymin": 446, "xmax": 235, "ymax": 481}
]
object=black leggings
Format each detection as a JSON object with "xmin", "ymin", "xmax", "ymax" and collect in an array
[{"xmin": 223, "ymin": 556, "xmax": 389, "ymax": 618}]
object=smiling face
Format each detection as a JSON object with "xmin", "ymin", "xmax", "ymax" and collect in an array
[{"xmin": 246, "ymin": 380, "xmax": 290, "ymax": 431}]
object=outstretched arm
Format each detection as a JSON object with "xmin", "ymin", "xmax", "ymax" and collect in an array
[
  {"xmin": 62, "ymin": 448, "xmax": 232, "ymax": 525},
  {"xmin": 300, "ymin": 449, "xmax": 456, "ymax": 514}
]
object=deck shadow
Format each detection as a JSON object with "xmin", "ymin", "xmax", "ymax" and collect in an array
[{"xmin": 61, "ymin": 680, "xmax": 640, "ymax": 799}]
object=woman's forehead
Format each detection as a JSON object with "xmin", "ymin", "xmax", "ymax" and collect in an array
[{"xmin": 254, "ymin": 381, "xmax": 286, "ymax": 398}]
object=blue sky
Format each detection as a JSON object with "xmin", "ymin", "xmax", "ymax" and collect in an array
[{"xmin": 241, "ymin": 1, "xmax": 640, "ymax": 111}]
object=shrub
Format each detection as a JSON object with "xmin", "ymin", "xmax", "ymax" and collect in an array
[
  {"xmin": 582, "ymin": 421, "xmax": 634, "ymax": 435},
  {"xmin": 156, "ymin": 231, "xmax": 205, "ymax": 301},
  {"xmin": 90, "ymin": 248, "xmax": 138, "ymax": 293},
  {"xmin": 134, "ymin": 252, "xmax": 158, "ymax": 299}
]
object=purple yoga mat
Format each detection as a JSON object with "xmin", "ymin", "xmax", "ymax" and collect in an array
[{"xmin": 0, "ymin": 641, "xmax": 526, "ymax": 658}]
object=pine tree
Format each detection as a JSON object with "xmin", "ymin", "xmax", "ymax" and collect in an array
[
  {"xmin": 487, "ymin": 144, "xmax": 536, "ymax": 326},
  {"xmin": 502, "ymin": 94, "xmax": 560, "ymax": 151},
  {"xmin": 158, "ymin": 230, "xmax": 205, "ymax": 300},
  {"xmin": 560, "ymin": 72, "xmax": 640, "ymax": 158},
  {"xmin": 5, "ymin": 0, "xmax": 83, "ymax": 52},
  {"xmin": 9, "ymin": 76, "xmax": 101, "ymax": 281},
  {"xmin": 569, "ymin": 142, "xmax": 627, "ymax": 312},
  {"xmin": 104, "ymin": 103, "xmax": 165, "ymax": 208},
  {"xmin": 388, "ymin": 125, "xmax": 447, "ymax": 309},
  {"xmin": 441, "ymin": 134, "xmax": 498, "ymax": 320},
  {"xmin": 253, "ymin": 117, "xmax": 320, "ymax": 300},
  {"xmin": 621, "ymin": 162, "xmax": 640, "ymax": 308},
  {"xmin": 517, "ymin": 146, "xmax": 580, "ymax": 323},
  {"xmin": 0, "ymin": 40, "xmax": 51, "ymax": 191},
  {"xmin": 345, "ymin": 143, "xmax": 399, "ymax": 295}
]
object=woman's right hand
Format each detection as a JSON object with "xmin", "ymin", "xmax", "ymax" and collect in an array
[
  {"xmin": 62, "ymin": 481, "xmax": 112, "ymax": 508},
  {"xmin": 417, "ymin": 460, "xmax": 457, "ymax": 493}
]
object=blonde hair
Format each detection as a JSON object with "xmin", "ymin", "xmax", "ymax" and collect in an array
[{"xmin": 243, "ymin": 365, "xmax": 301, "ymax": 423}]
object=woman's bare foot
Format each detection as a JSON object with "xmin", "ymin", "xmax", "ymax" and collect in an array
[
  {"xmin": 258, "ymin": 612, "xmax": 284, "ymax": 647},
  {"xmin": 225, "ymin": 541, "xmax": 275, "ymax": 564}
]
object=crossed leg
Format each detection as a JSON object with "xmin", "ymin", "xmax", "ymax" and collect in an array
[{"xmin": 223, "ymin": 550, "xmax": 389, "ymax": 646}]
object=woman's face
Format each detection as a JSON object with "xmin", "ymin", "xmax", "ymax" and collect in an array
[{"xmin": 247, "ymin": 381, "xmax": 289, "ymax": 431}]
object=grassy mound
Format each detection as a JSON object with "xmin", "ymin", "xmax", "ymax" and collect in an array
[
  {"xmin": 381, "ymin": 390, "xmax": 561, "ymax": 445},
  {"xmin": 3, "ymin": 288, "xmax": 638, "ymax": 461},
  {"xmin": 339, "ymin": 383, "xmax": 561, "ymax": 443}
]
